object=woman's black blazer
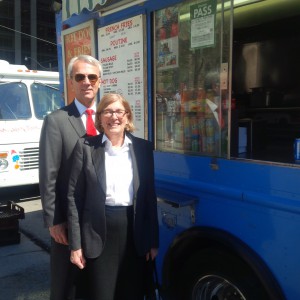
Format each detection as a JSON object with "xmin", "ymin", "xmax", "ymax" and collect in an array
[{"xmin": 67, "ymin": 132, "xmax": 159, "ymax": 258}]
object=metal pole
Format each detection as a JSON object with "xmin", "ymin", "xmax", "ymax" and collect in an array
[
  {"xmin": 30, "ymin": 0, "xmax": 37, "ymax": 70},
  {"xmin": 14, "ymin": 0, "xmax": 21, "ymax": 64}
]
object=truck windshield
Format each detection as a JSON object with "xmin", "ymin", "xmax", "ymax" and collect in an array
[
  {"xmin": 31, "ymin": 82, "xmax": 64, "ymax": 119},
  {"xmin": 0, "ymin": 82, "xmax": 31, "ymax": 120}
]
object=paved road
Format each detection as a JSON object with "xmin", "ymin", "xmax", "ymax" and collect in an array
[{"xmin": 0, "ymin": 186, "xmax": 51, "ymax": 300}]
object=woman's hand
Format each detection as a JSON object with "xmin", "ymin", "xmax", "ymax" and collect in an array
[
  {"xmin": 146, "ymin": 248, "xmax": 158, "ymax": 261},
  {"xmin": 49, "ymin": 223, "xmax": 68, "ymax": 245},
  {"xmin": 70, "ymin": 249, "xmax": 86, "ymax": 269}
]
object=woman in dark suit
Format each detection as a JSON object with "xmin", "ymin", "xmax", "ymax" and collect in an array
[{"xmin": 67, "ymin": 93, "xmax": 159, "ymax": 300}]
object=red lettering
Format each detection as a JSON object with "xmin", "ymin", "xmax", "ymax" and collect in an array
[
  {"xmin": 121, "ymin": 20, "xmax": 133, "ymax": 28},
  {"xmin": 100, "ymin": 55, "xmax": 117, "ymax": 63},
  {"xmin": 109, "ymin": 78, "xmax": 117, "ymax": 84},
  {"xmin": 105, "ymin": 24, "xmax": 120, "ymax": 33},
  {"xmin": 110, "ymin": 38, "xmax": 128, "ymax": 47}
]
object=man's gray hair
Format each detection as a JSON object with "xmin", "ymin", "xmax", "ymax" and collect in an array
[{"xmin": 67, "ymin": 55, "xmax": 102, "ymax": 78}]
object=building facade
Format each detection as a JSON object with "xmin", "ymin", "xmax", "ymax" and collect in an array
[{"xmin": 0, "ymin": 0, "xmax": 57, "ymax": 70}]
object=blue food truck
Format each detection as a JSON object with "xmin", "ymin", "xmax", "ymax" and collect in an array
[{"xmin": 54, "ymin": 0, "xmax": 300, "ymax": 299}]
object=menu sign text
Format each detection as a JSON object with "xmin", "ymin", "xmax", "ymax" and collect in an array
[{"xmin": 98, "ymin": 15, "xmax": 145, "ymax": 138}]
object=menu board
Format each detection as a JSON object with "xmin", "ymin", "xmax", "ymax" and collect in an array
[
  {"xmin": 98, "ymin": 14, "xmax": 145, "ymax": 138},
  {"xmin": 62, "ymin": 20, "xmax": 96, "ymax": 104}
]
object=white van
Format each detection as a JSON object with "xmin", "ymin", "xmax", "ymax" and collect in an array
[{"xmin": 0, "ymin": 60, "xmax": 63, "ymax": 188}]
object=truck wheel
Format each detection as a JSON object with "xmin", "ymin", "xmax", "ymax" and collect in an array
[{"xmin": 173, "ymin": 249, "xmax": 269, "ymax": 300}]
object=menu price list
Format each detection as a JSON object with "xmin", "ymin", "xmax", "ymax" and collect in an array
[{"xmin": 98, "ymin": 15, "xmax": 145, "ymax": 138}]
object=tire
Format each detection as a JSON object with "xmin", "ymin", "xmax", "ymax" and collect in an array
[{"xmin": 171, "ymin": 248, "xmax": 270, "ymax": 300}]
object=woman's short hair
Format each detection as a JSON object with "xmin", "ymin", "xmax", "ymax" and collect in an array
[
  {"xmin": 95, "ymin": 93, "xmax": 135, "ymax": 133},
  {"xmin": 67, "ymin": 55, "xmax": 103, "ymax": 78}
]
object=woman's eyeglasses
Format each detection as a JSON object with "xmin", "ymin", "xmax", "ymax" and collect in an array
[
  {"xmin": 102, "ymin": 109, "xmax": 127, "ymax": 118},
  {"xmin": 73, "ymin": 73, "xmax": 99, "ymax": 84}
]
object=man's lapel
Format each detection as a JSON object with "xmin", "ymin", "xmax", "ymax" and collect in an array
[{"xmin": 67, "ymin": 101, "xmax": 86, "ymax": 137}]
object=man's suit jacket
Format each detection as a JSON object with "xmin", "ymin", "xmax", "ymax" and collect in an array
[
  {"xmin": 39, "ymin": 101, "xmax": 86, "ymax": 227},
  {"xmin": 68, "ymin": 132, "xmax": 159, "ymax": 258}
]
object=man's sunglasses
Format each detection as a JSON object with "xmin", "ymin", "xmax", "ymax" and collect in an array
[{"xmin": 73, "ymin": 73, "xmax": 99, "ymax": 84}]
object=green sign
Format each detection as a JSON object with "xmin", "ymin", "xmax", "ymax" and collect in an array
[{"xmin": 190, "ymin": 0, "xmax": 216, "ymax": 49}]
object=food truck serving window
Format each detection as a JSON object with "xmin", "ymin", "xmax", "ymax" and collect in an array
[{"xmin": 154, "ymin": 0, "xmax": 231, "ymax": 158}]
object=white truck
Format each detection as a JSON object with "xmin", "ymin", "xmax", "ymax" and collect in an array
[{"xmin": 0, "ymin": 60, "xmax": 63, "ymax": 188}]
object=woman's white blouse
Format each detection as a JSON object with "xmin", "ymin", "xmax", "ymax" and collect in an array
[{"xmin": 103, "ymin": 135, "xmax": 133, "ymax": 206}]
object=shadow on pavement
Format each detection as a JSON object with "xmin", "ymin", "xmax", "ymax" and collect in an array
[
  {"xmin": 20, "ymin": 208, "xmax": 51, "ymax": 253},
  {"xmin": 0, "ymin": 199, "xmax": 51, "ymax": 300},
  {"xmin": 0, "ymin": 184, "xmax": 40, "ymax": 205}
]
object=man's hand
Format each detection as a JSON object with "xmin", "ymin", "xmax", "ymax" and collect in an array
[
  {"xmin": 146, "ymin": 248, "xmax": 158, "ymax": 261},
  {"xmin": 70, "ymin": 249, "xmax": 86, "ymax": 269},
  {"xmin": 49, "ymin": 223, "xmax": 68, "ymax": 245}
]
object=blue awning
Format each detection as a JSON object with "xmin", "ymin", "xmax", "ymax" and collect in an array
[{"xmin": 62, "ymin": 0, "xmax": 143, "ymax": 21}]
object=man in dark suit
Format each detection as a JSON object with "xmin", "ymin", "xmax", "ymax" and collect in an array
[{"xmin": 39, "ymin": 54, "xmax": 102, "ymax": 300}]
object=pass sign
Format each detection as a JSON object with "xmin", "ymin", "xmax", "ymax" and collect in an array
[{"xmin": 190, "ymin": 0, "xmax": 216, "ymax": 49}]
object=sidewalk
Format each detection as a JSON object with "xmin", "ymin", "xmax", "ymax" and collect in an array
[
  {"xmin": 0, "ymin": 199, "xmax": 51, "ymax": 299},
  {"xmin": 0, "ymin": 197, "xmax": 158, "ymax": 299}
]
